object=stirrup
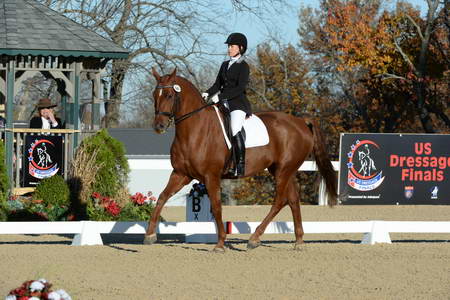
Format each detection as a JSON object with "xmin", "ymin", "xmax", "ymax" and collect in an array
[
  {"xmin": 236, "ymin": 162, "xmax": 245, "ymax": 176},
  {"xmin": 227, "ymin": 158, "xmax": 245, "ymax": 177}
]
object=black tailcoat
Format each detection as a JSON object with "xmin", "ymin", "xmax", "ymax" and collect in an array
[{"xmin": 206, "ymin": 57, "xmax": 252, "ymax": 115}]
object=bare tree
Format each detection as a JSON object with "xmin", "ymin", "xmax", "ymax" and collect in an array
[{"xmin": 39, "ymin": 0, "xmax": 289, "ymax": 128}]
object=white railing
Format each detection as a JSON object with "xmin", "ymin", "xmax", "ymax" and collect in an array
[
  {"xmin": 127, "ymin": 159, "xmax": 340, "ymax": 206},
  {"xmin": 1, "ymin": 220, "xmax": 449, "ymax": 246}
]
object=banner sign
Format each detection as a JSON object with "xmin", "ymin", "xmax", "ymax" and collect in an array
[
  {"xmin": 23, "ymin": 135, "xmax": 64, "ymax": 187},
  {"xmin": 339, "ymin": 133, "xmax": 449, "ymax": 205}
]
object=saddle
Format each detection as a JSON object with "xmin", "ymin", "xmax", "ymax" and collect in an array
[
  {"xmin": 213, "ymin": 100, "xmax": 269, "ymax": 177},
  {"xmin": 217, "ymin": 101, "xmax": 246, "ymax": 146}
]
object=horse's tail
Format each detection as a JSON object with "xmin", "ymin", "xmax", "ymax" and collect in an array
[{"xmin": 307, "ymin": 118, "xmax": 338, "ymax": 206}]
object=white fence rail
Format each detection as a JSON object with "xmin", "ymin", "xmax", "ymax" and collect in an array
[
  {"xmin": 127, "ymin": 159, "xmax": 340, "ymax": 171},
  {"xmin": 1, "ymin": 220, "xmax": 449, "ymax": 246},
  {"xmin": 127, "ymin": 159, "xmax": 340, "ymax": 206}
]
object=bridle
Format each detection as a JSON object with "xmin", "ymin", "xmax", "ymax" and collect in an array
[
  {"xmin": 154, "ymin": 84, "xmax": 179, "ymax": 119},
  {"xmin": 154, "ymin": 84, "xmax": 216, "ymax": 125}
]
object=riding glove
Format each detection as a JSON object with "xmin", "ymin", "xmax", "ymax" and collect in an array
[
  {"xmin": 211, "ymin": 94, "xmax": 220, "ymax": 103},
  {"xmin": 201, "ymin": 92, "xmax": 209, "ymax": 100}
]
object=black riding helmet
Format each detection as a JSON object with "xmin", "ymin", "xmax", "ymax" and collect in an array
[{"xmin": 225, "ymin": 32, "xmax": 247, "ymax": 54}]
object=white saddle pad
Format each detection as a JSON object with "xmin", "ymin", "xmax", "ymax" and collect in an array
[{"xmin": 213, "ymin": 106, "xmax": 269, "ymax": 149}]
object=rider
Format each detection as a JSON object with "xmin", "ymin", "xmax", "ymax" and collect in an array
[{"xmin": 202, "ymin": 32, "xmax": 251, "ymax": 177}]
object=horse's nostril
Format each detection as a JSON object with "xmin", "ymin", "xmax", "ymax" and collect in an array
[{"xmin": 153, "ymin": 122, "xmax": 165, "ymax": 132}]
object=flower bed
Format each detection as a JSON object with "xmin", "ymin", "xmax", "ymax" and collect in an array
[
  {"xmin": 87, "ymin": 191, "xmax": 158, "ymax": 221},
  {"xmin": 6, "ymin": 278, "xmax": 71, "ymax": 300},
  {"xmin": 2, "ymin": 191, "xmax": 159, "ymax": 222}
]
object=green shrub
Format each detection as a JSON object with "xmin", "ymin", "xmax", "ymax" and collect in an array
[
  {"xmin": 79, "ymin": 129, "xmax": 129, "ymax": 198},
  {"xmin": 0, "ymin": 206, "xmax": 7, "ymax": 221},
  {"xmin": 117, "ymin": 202, "xmax": 157, "ymax": 221},
  {"xmin": 0, "ymin": 140, "xmax": 9, "ymax": 220},
  {"xmin": 33, "ymin": 175, "xmax": 70, "ymax": 207},
  {"xmin": 31, "ymin": 175, "xmax": 70, "ymax": 220}
]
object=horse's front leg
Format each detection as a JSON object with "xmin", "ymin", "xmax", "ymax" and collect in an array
[
  {"xmin": 204, "ymin": 176, "xmax": 226, "ymax": 252},
  {"xmin": 144, "ymin": 171, "xmax": 191, "ymax": 245}
]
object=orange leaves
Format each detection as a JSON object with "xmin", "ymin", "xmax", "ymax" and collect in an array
[
  {"xmin": 321, "ymin": 1, "xmax": 397, "ymax": 75},
  {"xmin": 248, "ymin": 42, "xmax": 314, "ymax": 114}
]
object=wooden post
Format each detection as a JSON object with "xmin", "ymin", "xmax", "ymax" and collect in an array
[
  {"xmin": 5, "ymin": 60, "xmax": 15, "ymax": 188},
  {"xmin": 92, "ymin": 72, "xmax": 101, "ymax": 130},
  {"xmin": 73, "ymin": 63, "xmax": 81, "ymax": 148}
]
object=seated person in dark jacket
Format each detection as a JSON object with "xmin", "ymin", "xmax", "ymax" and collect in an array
[{"xmin": 30, "ymin": 98, "xmax": 64, "ymax": 129}]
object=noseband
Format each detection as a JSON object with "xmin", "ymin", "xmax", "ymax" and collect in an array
[
  {"xmin": 155, "ymin": 85, "xmax": 179, "ymax": 120},
  {"xmin": 154, "ymin": 84, "xmax": 216, "ymax": 125}
]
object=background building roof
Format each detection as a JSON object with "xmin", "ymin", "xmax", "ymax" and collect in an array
[
  {"xmin": 0, "ymin": 0, "xmax": 128, "ymax": 58},
  {"xmin": 108, "ymin": 128, "xmax": 174, "ymax": 158}
]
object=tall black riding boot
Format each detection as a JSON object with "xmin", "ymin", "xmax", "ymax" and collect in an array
[{"xmin": 233, "ymin": 131, "xmax": 246, "ymax": 177}]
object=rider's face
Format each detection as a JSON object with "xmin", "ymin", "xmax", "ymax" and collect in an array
[{"xmin": 228, "ymin": 44, "xmax": 240, "ymax": 57}]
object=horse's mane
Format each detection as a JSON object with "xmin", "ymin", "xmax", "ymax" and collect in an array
[{"xmin": 175, "ymin": 76, "xmax": 207, "ymax": 104}]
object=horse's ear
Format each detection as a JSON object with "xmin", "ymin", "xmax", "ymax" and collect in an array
[
  {"xmin": 151, "ymin": 67, "xmax": 161, "ymax": 82},
  {"xmin": 169, "ymin": 68, "xmax": 177, "ymax": 80}
]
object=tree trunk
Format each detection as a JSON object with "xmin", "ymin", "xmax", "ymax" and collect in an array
[
  {"xmin": 104, "ymin": 59, "xmax": 128, "ymax": 128},
  {"xmin": 414, "ymin": 81, "xmax": 435, "ymax": 133},
  {"xmin": 413, "ymin": 0, "xmax": 441, "ymax": 133}
]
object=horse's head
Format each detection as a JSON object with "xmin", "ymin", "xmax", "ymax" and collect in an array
[{"xmin": 151, "ymin": 67, "xmax": 181, "ymax": 133}]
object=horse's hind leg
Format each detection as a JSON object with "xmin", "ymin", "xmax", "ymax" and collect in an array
[
  {"xmin": 247, "ymin": 169, "xmax": 291, "ymax": 250},
  {"xmin": 144, "ymin": 171, "xmax": 191, "ymax": 244},
  {"xmin": 286, "ymin": 177, "xmax": 304, "ymax": 250}
]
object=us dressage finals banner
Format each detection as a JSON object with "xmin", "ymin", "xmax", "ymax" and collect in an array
[
  {"xmin": 23, "ymin": 135, "xmax": 64, "ymax": 187},
  {"xmin": 338, "ymin": 133, "xmax": 450, "ymax": 205}
]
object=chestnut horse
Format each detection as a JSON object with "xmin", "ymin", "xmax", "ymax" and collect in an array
[{"xmin": 144, "ymin": 68, "xmax": 337, "ymax": 252}]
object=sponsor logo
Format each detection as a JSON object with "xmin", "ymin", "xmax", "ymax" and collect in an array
[
  {"xmin": 404, "ymin": 186, "xmax": 414, "ymax": 199},
  {"xmin": 28, "ymin": 139, "xmax": 59, "ymax": 179},
  {"xmin": 430, "ymin": 186, "xmax": 439, "ymax": 199},
  {"xmin": 346, "ymin": 139, "xmax": 385, "ymax": 191}
]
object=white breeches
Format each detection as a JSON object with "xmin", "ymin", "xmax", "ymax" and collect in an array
[{"xmin": 230, "ymin": 110, "xmax": 246, "ymax": 136}]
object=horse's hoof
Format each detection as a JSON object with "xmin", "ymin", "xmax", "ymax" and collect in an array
[
  {"xmin": 143, "ymin": 234, "xmax": 157, "ymax": 245},
  {"xmin": 213, "ymin": 246, "xmax": 225, "ymax": 253},
  {"xmin": 294, "ymin": 241, "xmax": 305, "ymax": 251},
  {"xmin": 247, "ymin": 240, "xmax": 261, "ymax": 250}
]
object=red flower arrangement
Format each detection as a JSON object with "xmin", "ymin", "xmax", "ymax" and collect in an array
[
  {"xmin": 130, "ymin": 192, "xmax": 156, "ymax": 205},
  {"xmin": 88, "ymin": 191, "xmax": 158, "ymax": 221},
  {"xmin": 6, "ymin": 278, "xmax": 71, "ymax": 300},
  {"xmin": 91, "ymin": 192, "xmax": 121, "ymax": 216},
  {"xmin": 105, "ymin": 201, "xmax": 121, "ymax": 216}
]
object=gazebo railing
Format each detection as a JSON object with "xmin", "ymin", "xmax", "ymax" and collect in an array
[{"xmin": 3, "ymin": 128, "xmax": 80, "ymax": 195}]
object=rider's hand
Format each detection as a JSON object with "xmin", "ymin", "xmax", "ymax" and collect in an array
[
  {"xmin": 47, "ymin": 110, "xmax": 57, "ymax": 124},
  {"xmin": 211, "ymin": 94, "xmax": 219, "ymax": 103},
  {"xmin": 201, "ymin": 92, "xmax": 209, "ymax": 100}
]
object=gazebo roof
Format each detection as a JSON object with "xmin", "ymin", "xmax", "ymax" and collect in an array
[{"xmin": 0, "ymin": 0, "xmax": 129, "ymax": 59}]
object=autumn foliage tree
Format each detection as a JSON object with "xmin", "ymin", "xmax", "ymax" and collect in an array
[
  {"xmin": 298, "ymin": 0, "xmax": 449, "ymax": 133},
  {"xmin": 247, "ymin": 42, "xmax": 316, "ymax": 114},
  {"xmin": 233, "ymin": 42, "xmax": 327, "ymax": 205}
]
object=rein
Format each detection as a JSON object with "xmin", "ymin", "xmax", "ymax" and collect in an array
[
  {"xmin": 174, "ymin": 102, "xmax": 216, "ymax": 124},
  {"xmin": 155, "ymin": 84, "xmax": 217, "ymax": 125}
]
